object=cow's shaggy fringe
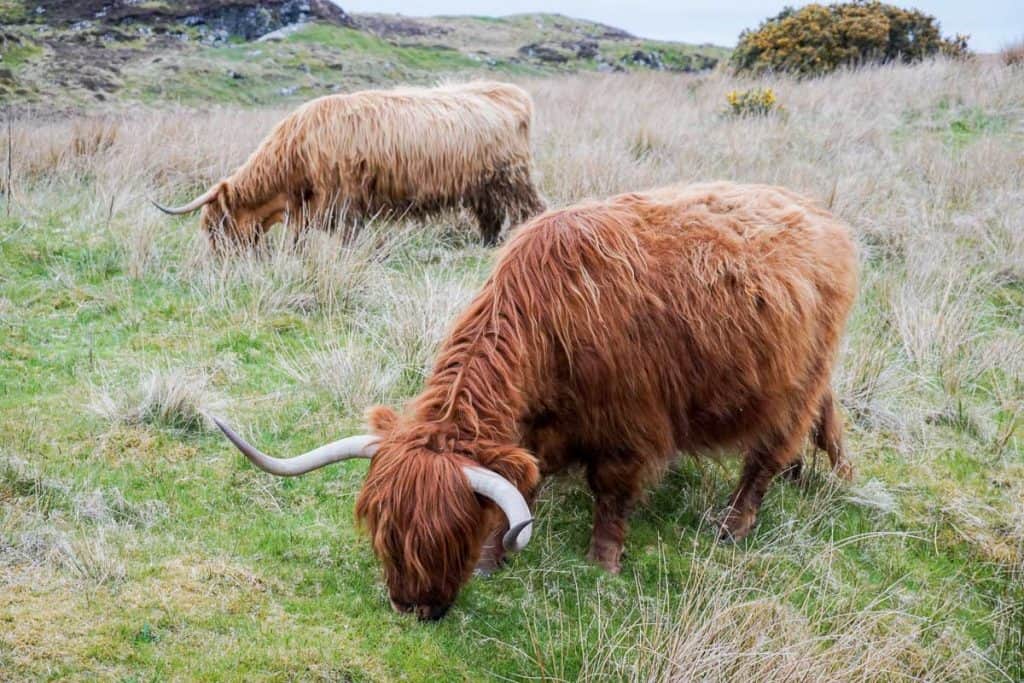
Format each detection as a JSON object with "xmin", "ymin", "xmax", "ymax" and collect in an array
[
  {"xmin": 178, "ymin": 80, "xmax": 545, "ymax": 249},
  {"xmin": 355, "ymin": 181, "xmax": 857, "ymax": 615}
]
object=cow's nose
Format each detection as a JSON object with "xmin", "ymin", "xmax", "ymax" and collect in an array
[{"xmin": 415, "ymin": 604, "xmax": 450, "ymax": 621}]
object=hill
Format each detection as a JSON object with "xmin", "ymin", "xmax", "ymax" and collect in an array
[{"xmin": 0, "ymin": 1, "xmax": 728, "ymax": 107}]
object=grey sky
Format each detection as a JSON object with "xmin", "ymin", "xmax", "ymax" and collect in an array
[{"xmin": 338, "ymin": 1, "xmax": 1021, "ymax": 52}]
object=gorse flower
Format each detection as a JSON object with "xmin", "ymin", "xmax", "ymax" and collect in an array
[{"xmin": 725, "ymin": 88, "xmax": 779, "ymax": 117}]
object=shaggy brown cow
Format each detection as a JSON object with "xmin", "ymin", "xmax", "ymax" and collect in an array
[
  {"xmin": 154, "ymin": 81, "xmax": 545, "ymax": 249},
  {"xmin": 214, "ymin": 181, "xmax": 858, "ymax": 620}
]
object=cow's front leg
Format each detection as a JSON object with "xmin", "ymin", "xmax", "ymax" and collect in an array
[
  {"xmin": 475, "ymin": 485, "xmax": 539, "ymax": 576},
  {"xmin": 585, "ymin": 457, "xmax": 643, "ymax": 574},
  {"xmin": 475, "ymin": 524, "xmax": 506, "ymax": 576},
  {"xmin": 719, "ymin": 431, "xmax": 802, "ymax": 541}
]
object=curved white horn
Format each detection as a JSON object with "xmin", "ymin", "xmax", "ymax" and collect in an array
[
  {"xmin": 213, "ymin": 416, "xmax": 378, "ymax": 477},
  {"xmin": 463, "ymin": 466, "xmax": 533, "ymax": 552},
  {"xmin": 152, "ymin": 184, "xmax": 221, "ymax": 215}
]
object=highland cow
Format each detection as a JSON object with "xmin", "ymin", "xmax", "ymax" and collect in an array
[
  {"xmin": 214, "ymin": 182, "xmax": 858, "ymax": 620},
  {"xmin": 154, "ymin": 81, "xmax": 545, "ymax": 249}
]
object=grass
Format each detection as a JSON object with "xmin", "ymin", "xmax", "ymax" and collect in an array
[
  {"xmin": 1, "ymin": 59, "xmax": 1022, "ymax": 680},
  {"xmin": 0, "ymin": 40, "xmax": 41, "ymax": 69}
]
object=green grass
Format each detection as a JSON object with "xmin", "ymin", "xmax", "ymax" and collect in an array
[
  {"xmin": 0, "ymin": 40, "xmax": 41, "ymax": 68},
  {"xmin": 0, "ymin": 0, "xmax": 27, "ymax": 23}
]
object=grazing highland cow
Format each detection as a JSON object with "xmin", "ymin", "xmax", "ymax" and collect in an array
[
  {"xmin": 155, "ymin": 81, "xmax": 545, "ymax": 249},
  {"xmin": 214, "ymin": 182, "xmax": 857, "ymax": 620}
]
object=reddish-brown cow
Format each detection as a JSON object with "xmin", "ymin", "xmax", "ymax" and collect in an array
[{"xmin": 215, "ymin": 181, "xmax": 858, "ymax": 620}]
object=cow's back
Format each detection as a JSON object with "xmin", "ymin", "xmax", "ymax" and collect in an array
[{"xmin": 503, "ymin": 182, "xmax": 857, "ymax": 460}]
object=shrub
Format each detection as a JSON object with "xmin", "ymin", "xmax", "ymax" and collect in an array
[
  {"xmin": 732, "ymin": 1, "xmax": 970, "ymax": 76},
  {"xmin": 1003, "ymin": 38, "xmax": 1024, "ymax": 66},
  {"xmin": 725, "ymin": 87, "xmax": 779, "ymax": 117}
]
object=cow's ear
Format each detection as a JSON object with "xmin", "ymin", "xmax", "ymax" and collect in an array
[
  {"xmin": 479, "ymin": 445, "xmax": 541, "ymax": 495},
  {"xmin": 366, "ymin": 405, "xmax": 399, "ymax": 435}
]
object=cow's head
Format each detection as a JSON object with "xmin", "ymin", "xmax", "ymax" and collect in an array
[
  {"xmin": 153, "ymin": 181, "xmax": 288, "ymax": 252},
  {"xmin": 212, "ymin": 407, "xmax": 539, "ymax": 620}
]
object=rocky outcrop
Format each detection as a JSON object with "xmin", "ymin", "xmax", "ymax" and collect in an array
[
  {"xmin": 518, "ymin": 43, "xmax": 570, "ymax": 64},
  {"xmin": 24, "ymin": 1, "xmax": 354, "ymax": 41}
]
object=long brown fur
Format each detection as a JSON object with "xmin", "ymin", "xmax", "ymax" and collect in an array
[
  {"xmin": 196, "ymin": 81, "xmax": 545, "ymax": 250},
  {"xmin": 355, "ymin": 181, "xmax": 858, "ymax": 619}
]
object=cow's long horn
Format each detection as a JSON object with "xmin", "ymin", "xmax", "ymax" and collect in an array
[
  {"xmin": 463, "ymin": 467, "xmax": 533, "ymax": 552},
  {"xmin": 152, "ymin": 184, "xmax": 221, "ymax": 215},
  {"xmin": 213, "ymin": 416, "xmax": 378, "ymax": 476}
]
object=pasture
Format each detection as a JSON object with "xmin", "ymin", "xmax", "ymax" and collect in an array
[{"xmin": 1, "ymin": 59, "xmax": 1022, "ymax": 680}]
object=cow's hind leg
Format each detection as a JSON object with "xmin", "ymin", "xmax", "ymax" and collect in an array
[
  {"xmin": 779, "ymin": 388, "xmax": 852, "ymax": 484},
  {"xmin": 720, "ymin": 432, "xmax": 804, "ymax": 542},
  {"xmin": 585, "ymin": 455, "xmax": 647, "ymax": 574},
  {"xmin": 813, "ymin": 388, "xmax": 853, "ymax": 481}
]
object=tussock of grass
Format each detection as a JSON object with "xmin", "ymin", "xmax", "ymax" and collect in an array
[
  {"xmin": 279, "ymin": 338, "xmax": 401, "ymax": 413},
  {"xmin": 90, "ymin": 366, "xmax": 224, "ymax": 432}
]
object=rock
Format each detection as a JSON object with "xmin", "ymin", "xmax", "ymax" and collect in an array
[
  {"xmin": 518, "ymin": 43, "xmax": 569, "ymax": 64},
  {"xmin": 623, "ymin": 50, "xmax": 664, "ymax": 70},
  {"xmin": 257, "ymin": 23, "xmax": 306, "ymax": 42},
  {"xmin": 561, "ymin": 39, "xmax": 599, "ymax": 59}
]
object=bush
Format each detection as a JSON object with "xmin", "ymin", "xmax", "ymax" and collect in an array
[
  {"xmin": 732, "ymin": 2, "xmax": 970, "ymax": 76},
  {"xmin": 725, "ymin": 87, "xmax": 780, "ymax": 117},
  {"xmin": 1003, "ymin": 38, "xmax": 1024, "ymax": 66}
]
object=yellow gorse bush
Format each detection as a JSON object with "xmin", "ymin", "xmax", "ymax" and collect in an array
[
  {"xmin": 725, "ymin": 87, "xmax": 779, "ymax": 117},
  {"xmin": 732, "ymin": 1, "xmax": 970, "ymax": 76}
]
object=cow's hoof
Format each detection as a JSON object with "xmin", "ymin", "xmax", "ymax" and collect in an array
[
  {"xmin": 586, "ymin": 547, "xmax": 622, "ymax": 574},
  {"xmin": 833, "ymin": 459, "xmax": 855, "ymax": 482},
  {"xmin": 718, "ymin": 508, "xmax": 755, "ymax": 542}
]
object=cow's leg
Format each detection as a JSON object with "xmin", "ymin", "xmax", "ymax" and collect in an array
[
  {"xmin": 475, "ymin": 522, "xmax": 506, "ymax": 576},
  {"xmin": 475, "ymin": 485, "xmax": 541, "ymax": 576},
  {"xmin": 470, "ymin": 193, "xmax": 506, "ymax": 246},
  {"xmin": 585, "ymin": 456, "xmax": 644, "ymax": 574},
  {"xmin": 475, "ymin": 422, "xmax": 567, "ymax": 576},
  {"xmin": 813, "ymin": 388, "xmax": 853, "ymax": 481},
  {"xmin": 778, "ymin": 389, "xmax": 851, "ymax": 484},
  {"xmin": 720, "ymin": 431, "xmax": 804, "ymax": 541},
  {"xmin": 506, "ymin": 168, "xmax": 545, "ymax": 226}
]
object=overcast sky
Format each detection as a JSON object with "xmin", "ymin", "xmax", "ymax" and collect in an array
[{"xmin": 338, "ymin": 1, "xmax": 1021, "ymax": 52}]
